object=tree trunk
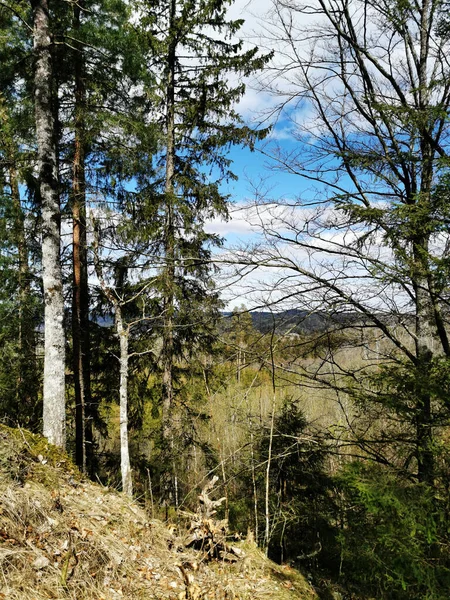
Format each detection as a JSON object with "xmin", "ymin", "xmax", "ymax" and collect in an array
[
  {"xmin": 413, "ymin": 234, "xmax": 435, "ymax": 486},
  {"xmin": 10, "ymin": 163, "xmax": 36, "ymax": 411},
  {"xmin": 412, "ymin": 0, "xmax": 435, "ymax": 486},
  {"xmin": 161, "ymin": 0, "xmax": 177, "ymax": 504},
  {"xmin": 116, "ymin": 307, "xmax": 132, "ymax": 497},
  {"xmin": 32, "ymin": 0, "xmax": 65, "ymax": 447},
  {"xmin": 92, "ymin": 225, "xmax": 132, "ymax": 496},
  {"xmin": 250, "ymin": 427, "xmax": 259, "ymax": 542},
  {"xmin": 0, "ymin": 98, "xmax": 38, "ymax": 422},
  {"xmin": 237, "ymin": 346, "xmax": 241, "ymax": 383},
  {"xmin": 72, "ymin": 0, "xmax": 92, "ymax": 475},
  {"xmin": 264, "ymin": 394, "xmax": 275, "ymax": 555}
]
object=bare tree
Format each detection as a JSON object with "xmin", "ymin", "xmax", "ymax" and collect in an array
[
  {"xmin": 235, "ymin": 0, "xmax": 450, "ymax": 485},
  {"xmin": 92, "ymin": 216, "xmax": 157, "ymax": 497}
]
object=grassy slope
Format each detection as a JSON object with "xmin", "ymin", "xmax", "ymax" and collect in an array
[{"xmin": 0, "ymin": 425, "xmax": 317, "ymax": 600}]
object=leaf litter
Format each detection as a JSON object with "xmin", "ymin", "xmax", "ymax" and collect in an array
[{"xmin": 0, "ymin": 425, "xmax": 317, "ymax": 599}]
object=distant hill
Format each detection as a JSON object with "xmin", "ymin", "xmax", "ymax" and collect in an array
[
  {"xmin": 250, "ymin": 310, "xmax": 331, "ymax": 334},
  {"xmin": 222, "ymin": 309, "xmax": 360, "ymax": 335},
  {"xmin": 94, "ymin": 309, "xmax": 364, "ymax": 335}
]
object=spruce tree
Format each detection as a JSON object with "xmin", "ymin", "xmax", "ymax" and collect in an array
[
  {"xmin": 54, "ymin": 0, "xmax": 144, "ymax": 470},
  {"xmin": 136, "ymin": 0, "xmax": 270, "ymax": 504},
  {"xmin": 0, "ymin": 3, "xmax": 41, "ymax": 424}
]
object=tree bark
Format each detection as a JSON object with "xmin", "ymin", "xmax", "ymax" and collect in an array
[
  {"xmin": 0, "ymin": 96, "xmax": 38, "ymax": 421},
  {"xmin": 32, "ymin": 0, "xmax": 65, "ymax": 447},
  {"xmin": 92, "ymin": 225, "xmax": 132, "ymax": 497},
  {"xmin": 10, "ymin": 162, "xmax": 36, "ymax": 410},
  {"xmin": 413, "ymin": 234, "xmax": 435, "ymax": 485},
  {"xmin": 264, "ymin": 327, "xmax": 277, "ymax": 555},
  {"xmin": 116, "ymin": 306, "xmax": 133, "ymax": 497},
  {"xmin": 413, "ymin": 0, "xmax": 436, "ymax": 483},
  {"xmin": 161, "ymin": 0, "xmax": 177, "ymax": 504},
  {"xmin": 72, "ymin": 0, "xmax": 92, "ymax": 475}
]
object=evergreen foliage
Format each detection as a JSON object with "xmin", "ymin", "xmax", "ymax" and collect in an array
[
  {"xmin": 257, "ymin": 402, "xmax": 335, "ymax": 566},
  {"xmin": 0, "ymin": 0, "xmax": 40, "ymax": 426},
  {"xmin": 339, "ymin": 464, "xmax": 450, "ymax": 599},
  {"xmin": 2, "ymin": 1, "xmax": 450, "ymax": 598}
]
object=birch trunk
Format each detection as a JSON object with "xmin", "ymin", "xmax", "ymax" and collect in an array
[
  {"xmin": 116, "ymin": 307, "xmax": 132, "ymax": 497},
  {"xmin": 92, "ymin": 226, "xmax": 132, "ymax": 497},
  {"xmin": 32, "ymin": 0, "xmax": 65, "ymax": 447}
]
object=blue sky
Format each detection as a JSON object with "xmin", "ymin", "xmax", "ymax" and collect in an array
[
  {"xmin": 203, "ymin": 0, "xmax": 315, "ymax": 250},
  {"xmin": 208, "ymin": 132, "xmax": 314, "ymax": 248}
]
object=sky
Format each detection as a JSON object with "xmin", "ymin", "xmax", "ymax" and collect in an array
[
  {"xmin": 204, "ymin": 0, "xmax": 423, "ymax": 313},
  {"xmin": 203, "ymin": 0, "xmax": 316, "ymax": 308},
  {"xmin": 83, "ymin": 0, "xmax": 449, "ymax": 318},
  {"xmin": 96, "ymin": 0, "xmax": 424, "ymax": 314},
  {"xmin": 77, "ymin": 0, "xmax": 436, "ymax": 317},
  {"xmin": 202, "ymin": 2, "xmax": 290, "ymax": 227}
]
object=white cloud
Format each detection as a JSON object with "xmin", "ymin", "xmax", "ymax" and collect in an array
[{"xmin": 208, "ymin": 198, "xmax": 426, "ymax": 314}]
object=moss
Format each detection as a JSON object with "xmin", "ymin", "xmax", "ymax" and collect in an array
[
  {"xmin": 0, "ymin": 424, "xmax": 80, "ymax": 487},
  {"xmin": 5, "ymin": 425, "xmax": 66, "ymax": 463}
]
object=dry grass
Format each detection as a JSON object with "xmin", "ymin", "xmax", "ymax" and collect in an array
[{"xmin": 0, "ymin": 425, "xmax": 317, "ymax": 600}]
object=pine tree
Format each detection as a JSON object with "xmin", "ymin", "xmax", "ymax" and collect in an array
[
  {"xmin": 70, "ymin": 0, "xmax": 91, "ymax": 474},
  {"xmin": 54, "ymin": 0, "xmax": 144, "ymax": 470}
]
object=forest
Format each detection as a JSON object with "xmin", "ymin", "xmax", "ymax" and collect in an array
[{"xmin": 1, "ymin": 0, "xmax": 450, "ymax": 598}]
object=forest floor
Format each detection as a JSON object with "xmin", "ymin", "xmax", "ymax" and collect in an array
[{"xmin": 0, "ymin": 425, "xmax": 318, "ymax": 600}]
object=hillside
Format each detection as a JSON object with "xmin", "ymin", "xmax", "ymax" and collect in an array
[{"xmin": 0, "ymin": 426, "xmax": 318, "ymax": 600}]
